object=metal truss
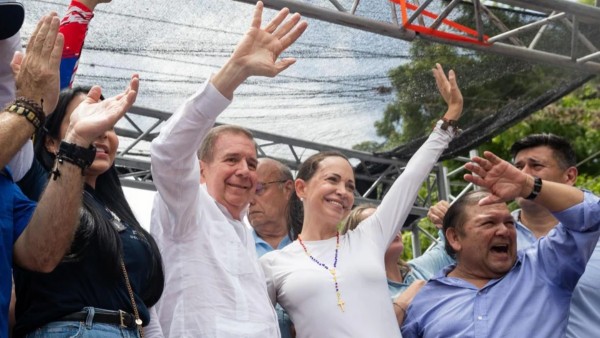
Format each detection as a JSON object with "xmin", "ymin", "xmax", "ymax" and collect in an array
[
  {"xmin": 113, "ymin": 0, "xmax": 600, "ymax": 256},
  {"xmin": 115, "ymin": 105, "xmax": 448, "ymax": 256},
  {"xmin": 232, "ymin": 0, "xmax": 600, "ymax": 74}
]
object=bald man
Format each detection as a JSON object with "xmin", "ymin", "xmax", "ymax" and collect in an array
[
  {"xmin": 249, "ymin": 158, "xmax": 294, "ymax": 257},
  {"xmin": 247, "ymin": 158, "xmax": 295, "ymax": 338}
]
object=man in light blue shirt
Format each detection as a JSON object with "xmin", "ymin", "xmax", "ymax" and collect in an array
[
  {"xmin": 249, "ymin": 158, "xmax": 294, "ymax": 257},
  {"xmin": 402, "ymin": 151, "xmax": 600, "ymax": 338},
  {"xmin": 509, "ymin": 134, "xmax": 600, "ymax": 338},
  {"xmin": 248, "ymin": 158, "xmax": 294, "ymax": 337},
  {"xmin": 426, "ymin": 134, "xmax": 600, "ymax": 338},
  {"xmin": 252, "ymin": 231, "xmax": 292, "ymax": 258}
]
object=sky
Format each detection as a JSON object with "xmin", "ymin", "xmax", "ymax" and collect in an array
[{"xmin": 123, "ymin": 187, "xmax": 155, "ymax": 231}]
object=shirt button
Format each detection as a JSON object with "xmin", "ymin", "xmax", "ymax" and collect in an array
[{"xmin": 478, "ymin": 316, "xmax": 483, "ymax": 320}]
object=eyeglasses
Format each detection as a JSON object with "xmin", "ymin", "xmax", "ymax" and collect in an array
[{"xmin": 255, "ymin": 180, "xmax": 288, "ymax": 196}]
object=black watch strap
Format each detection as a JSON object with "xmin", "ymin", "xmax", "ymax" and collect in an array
[{"xmin": 525, "ymin": 176, "xmax": 543, "ymax": 200}]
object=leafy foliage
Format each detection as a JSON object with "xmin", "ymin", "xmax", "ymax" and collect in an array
[{"xmin": 400, "ymin": 79, "xmax": 600, "ymax": 261}]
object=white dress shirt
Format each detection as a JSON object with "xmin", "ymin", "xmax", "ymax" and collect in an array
[{"xmin": 148, "ymin": 80, "xmax": 280, "ymax": 338}]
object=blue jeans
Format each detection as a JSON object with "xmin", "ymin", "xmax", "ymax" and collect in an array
[{"xmin": 25, "ymin": 307, "xmax": 140, "ymax": 338}]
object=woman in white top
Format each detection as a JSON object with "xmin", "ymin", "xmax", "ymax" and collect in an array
[{"xmin": 260, "ymin": 64, "xmax": 464, "ymax": 338}]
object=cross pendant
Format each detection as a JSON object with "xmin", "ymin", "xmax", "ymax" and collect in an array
[{"xmin": 337, "ymin": 299, "xmax": 345, "ymax": 312}]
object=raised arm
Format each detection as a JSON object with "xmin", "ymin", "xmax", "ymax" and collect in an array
[
  {"xmin": 1, "ymin": 31, "xmax": 34, "ymax": 181},
  {"xmin": 365, "ymin": 64, "xmax": 463, "ymax": 248},
  {"xmin": 150, "ymin": 1, "xmax": 306, "ymax": 236},
  {"xmin": 15, "ymin": 74, "xmax": 138, "ymax": 272},
  {"xmin": 465, "ymin": 151, "xmax": 600, "ymax": 290},
  {"xmin": 464, "ymin": 151, "xmax": 584, "ymax": 210},
  {"xmin": 0, "ymin": 14, "xmax": 63, "ymax": 170},
  {"xmin": 211, "ymin": 1, "xmax": 307, "ymax": 99},
  {"xmin": 59, "ymin": 0, "xmax": 111, "ymax": 89},
  {"xmin": 8, "ymin": 13, "xmax": 138, "ymax": 271}
]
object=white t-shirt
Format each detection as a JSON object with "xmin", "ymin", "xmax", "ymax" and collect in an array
[{"xmin": 261, "ymin": 125, "xmax": 454, "ymax": 338}]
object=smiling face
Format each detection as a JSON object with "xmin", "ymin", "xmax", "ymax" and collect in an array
[
  {"xmin": 296, "ymin": 155, "xmax": 355, "ymax": 229},
  {"xmin": 448, "ymin": 202, "xmax": 517, "ymax": 280},
  {"xmin": 200, "ymin": 132, "xmax": 258, "ymax": 220},
  {"xmin": 45, "ymin": 93, "xmax": 119, "ymax": 187}
]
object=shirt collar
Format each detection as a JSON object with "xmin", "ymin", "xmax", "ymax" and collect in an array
[
  {"xmin": 252, "ymin": 229, "xmax": 292, "ymax": 250},
  {"xmin": 433, "ymin": 256, "xmax": 523, "ymax": 290}
]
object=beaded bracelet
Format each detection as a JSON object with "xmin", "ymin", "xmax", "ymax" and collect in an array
[{"xmin": 5, "ymin": 97, "xmax": 45, "ymax": 131}]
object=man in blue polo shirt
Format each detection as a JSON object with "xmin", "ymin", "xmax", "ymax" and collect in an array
[
  {"xmin": 426, "ymin": 134, "xmax": 600, "ymax": 337},
  {"xmin": 403, "ymin": 151, "xmax": 600, "ymax": 338}
]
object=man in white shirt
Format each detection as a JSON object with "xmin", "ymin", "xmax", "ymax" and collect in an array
[{"xmin": 147, "ymin": 2, "xmax": 307, "ymax": 337}]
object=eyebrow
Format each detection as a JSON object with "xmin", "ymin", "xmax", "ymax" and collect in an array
[
  {"xmin": 514, "ymin": 157, "xmax": 546, "ymax": 165},
  {"xmin": 474, "ymin": 213, "xmax": 514, "ymax": 224},
  {"xmin": 222, "ymin": 152, "xmax": 257, "ymax": 160}
]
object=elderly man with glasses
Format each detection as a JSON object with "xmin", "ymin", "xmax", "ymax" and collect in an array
[
  {"xmin": 248, "ymin": 158, "xmax": 295, "ymax": 338},
  {"xmin": 249, "ymin": 158, "xmax": 295, "ymax": 257}
]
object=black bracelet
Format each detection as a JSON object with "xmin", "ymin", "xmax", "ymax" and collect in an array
[
  {"xmin": 525, "ymin": 176, "xmax": 543, "ymax": 200},
  {"xmin": 439, "ymin": 117, "xmax": 462, "ymax": 135},
  {"xmin": 5, "ymin": 97, "xmax": 46, "ymax": 131},
  {"xmin": 50, "ymin": 141, "xmax": 96, "ymax": 180}
]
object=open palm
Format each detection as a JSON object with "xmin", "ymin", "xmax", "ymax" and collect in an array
[
  {"xmin": 464, "ymin": 151, "xmax": 530, "ymax": 205},
  {"xmin": 67, "ymin": 75, "xmax": 139, "ymax": 146},
  {"xmin": 230, "ymin": 2, "xmax": 307, "ymax": 78}
]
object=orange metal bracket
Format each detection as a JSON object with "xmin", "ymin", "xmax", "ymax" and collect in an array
[{"xmin": 391, "ymin": 0, "xmax": 490, "ymax": 45}]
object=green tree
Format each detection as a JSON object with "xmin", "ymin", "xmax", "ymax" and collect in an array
[
  {"xmin": 484, "ymin": 80, "xmax": 600, "ymax": 179},
  {"xmin": 401, "ymin": 80, "xmax": 600, "ymax": 260},
  {"xmin": 357, "ymin": 4, "xmax": 580, "ymax": 152}
]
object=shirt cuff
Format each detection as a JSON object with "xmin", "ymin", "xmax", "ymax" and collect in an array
[
  {"xmin": 186, "ymin": 78, "xmax": 232, "ymax": 121},
  {"xmin": 433, "ymin": 120, "xmax": 456, "ymax": 141}
]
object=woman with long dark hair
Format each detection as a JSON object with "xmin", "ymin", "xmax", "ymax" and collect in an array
[
  {"xmin": 13, "ymin": 79, "xmax": 164, "ymax": 337},
  {"xmin": 260, "ymin": 64, "xmax": 463, "ymax": 337}
]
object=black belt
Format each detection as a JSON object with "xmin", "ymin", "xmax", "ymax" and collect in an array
[{"xmin": 60, "ymin": 309, "xmax": 137, "ymax": 329}]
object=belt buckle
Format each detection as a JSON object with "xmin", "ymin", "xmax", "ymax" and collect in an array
[{"xmin": 119, "ymin": 310, "xmax": 128, "ymax": 328}]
